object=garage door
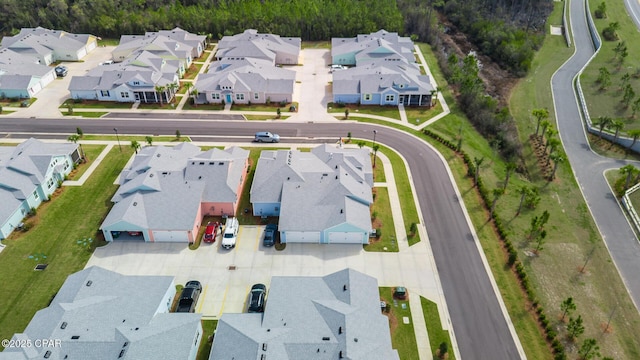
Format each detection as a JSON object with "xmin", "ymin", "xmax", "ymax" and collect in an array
[
  {"xmin": 328, "ymin": 232, "xmax": 365, "ymax": 244},
  {"xmin": 153, "ymin": 230, "xmax": 189, "ymax": 242},
  {"xmin": 285, "ymin": 231, "xmax": 320, "ymax": 243}
]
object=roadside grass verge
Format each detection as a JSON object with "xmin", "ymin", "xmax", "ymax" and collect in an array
[
  {"xmin": 365, "ymin": 187, "xmax": 398, "ymax": 252},
  {"xmin": 231, "ymin": 102, "xmax": 298, "ymax": 112},
  {"xmin": 421, "ymin": 297, "xmax": 455, "ymax": 360},
  {"xmin": 404, "ymin": 102, "xmax": 443, "ymax": 125},
  {"xmin": 379, "ymin": 287, "xmax": 418, "ymax": 359},
  {"xmin": 64, "ymin": 111, "xmax": 107, "ymax": 118},
  {"xmin": 80, "ymin": 135, "xmax": 186, "ymax": 143},
  {"xmin": 60, "ymin": 99, "xmax": 132, "ymax": 109},
  {"xmin": 328, "ymin": 103, "xmax": 401, "ymax": 120},
  {"xmin": 137, "ymin": 101, "xmax": 178, "ymax": 110},
  {"xmin": 196, "ymin": 320, "xmax": 218, "ymax": 360},
  {"xmin": 372, "ymin": 153, "xmax": 386, "ymax": 182},
  {"xmin": 182, "ymin": 102, "xmax": 225, "ymax": 111},
  {"xmin": 581, "ymin": 0, "xmax": 640, "ymax": 130},
  {"xmin": 0, "ymin": 111, "xmax": 16, "ymax": 115},
  {"xmin": 244, "ymin": 115, "xmax": 289, "ymax": 121},
  {"xmin": 0, "ymin": 146, "xmax": 134, "ymax": 345}
]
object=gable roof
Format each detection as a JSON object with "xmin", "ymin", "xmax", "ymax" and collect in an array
[
  {"xmin": 251, "ymin": 145, "xmax": 373, "ymax": 232},
  {"xmin": 0, "ymin": 266, "xmax": 200, "ymax": 360},
  {"xmin": 209, "ymin": 268, "xmax": 399, "ymax": 360},
  {"xmin": 102, "ymin": 145, "xmax": 248, "ymax": 231},
  {"xmin": 217, "ymin": 29, "xmax": 301, "ymax": 65},
  {"xmin": 1, "ymin": 27, "xmax": 95, "ymax": 57},
  {"xmin": 332, "ymin": 62, "xmax": 433, "ymax": 95},
  {"xmin": 196, "ymin": 58, "xmax": 295, "ymax": 94}
]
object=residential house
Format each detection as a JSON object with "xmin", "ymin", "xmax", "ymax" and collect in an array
[
  {"xmin": 0, "ymin": 266, "xmax": 202, "ymax": 360},
  {"xmin": 195, "ymin": 57, "xmax": 295, "ymax": 105},
  {"xmin": 209, "ymin": 268, "xmax": 400, "ymax": 360},
  {"xmin": 69, "ymin": 51, "xmax": 180, "ymax": 103},
  {"xmin": 113, "ymin": 32, "xmax": 197, "ymax": 75},
  {"xmin": 0, "ymin": 138, "xmax": 81, "ymax": 240},
  {"xmin": 331, "ymin": 30, "xmax": 434, "ymax": 107},
  {"xmin": 0, "ymin": 48, "xmax": 56, "ymax": 98},
  {"xmin": 0, "ymin": 27, "xmax": 97, "ymax": 65},
  {"xmin": 100, "ymin": 144, "xmax": 249, "ymax": 242},
  {"xmin": 217, "ymin": 29, "xmax": 301, "ymax": 65},
  {"xmin": 148, "ymin": 27, "xmax": 207, "ymax": 59},
  {"xmin": 250, "ymin": 145, "xmax": 373, "ymax": 244}
]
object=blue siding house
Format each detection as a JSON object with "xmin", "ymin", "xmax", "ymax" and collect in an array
[{"xmin": 0, "ymin": 138, "xmax": 80, "ymax": 240}]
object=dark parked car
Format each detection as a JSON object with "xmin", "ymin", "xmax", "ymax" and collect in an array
[
  {"xmin": 176, "ymin": 281, "xmax": 202, "ymax": 313},
  {"xmin": 248, "ymin": 283, "xmax": 267, "ymax": 313},
  {"xmin": 263, "ymin": 224, "xmax": 277, "ymax": 247},
  {"xmin": 55, "ymin": 66, "xmax": 68, "ymax": 77}
]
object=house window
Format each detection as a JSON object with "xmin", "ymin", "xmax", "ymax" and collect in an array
[
  {"xmin": 64, "ymin": 161, "xmax": 69, "ymax": 170},
  {"xmin": 236, "ymin": 93, "xmax": 245, "ymax": 101},
  {"xmin": 212, "ymin": 93, "xmax": 220, "ymax": 100},
  {"xmin": 133, "ymin": 81, "xmax": 140, "ymax": 86},
  {"xmin": 254, "ymin": 93, "xmax": 259, "ymax": 100},
  {"xmin": 399, "ymin": 84, "xmax": 405, "ymax": 88},
  {"xmin": 385, "ymin": 95, "xmax": 395, "ymax": 102},
  {"xmin": 120, "ymin": 92, "xmax": 130, "ymax": 98},
  {"xmin": 33, "ymin": 190, "xmax": 39, "ymax": 200},
  {"xmin": 363, "ymin": 94, "xmax": 372, "ymax": 101},
  {"xmin": 47, "ymin": 178, "xmax": 55, "ymax": 189},
  {"xmin": 100, "ymin": 90, "xmax": 110, "ymax": 97}
]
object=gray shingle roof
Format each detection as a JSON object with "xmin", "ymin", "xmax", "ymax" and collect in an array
[
  {"xmin": 251, "ymin": 145, "xmax": 373, "ymax": 233},
  {"xmin": 333, "ymin": 63, "xmax": 433, "ymax": 96},
  {"xmin": 0, "ymin": 266, "xmax": 201, "ymax": 360},
  {"xmin": 196, "ymin": 58, "xmax": 295, "ymax": 95},
  {"xmin": 1, "ymin": 27, "xmax": 93, "ymax": 57},
  {"xmin": 102, "ymin": 145, "xmax": 248, "ymax": 231},
  {"xmin": 217, "ymin": 29, "xmax": 300, "ymax": 65},
  {"xmin": 209, "ymin": 269, "xmax": 399, "ymax": 360}
]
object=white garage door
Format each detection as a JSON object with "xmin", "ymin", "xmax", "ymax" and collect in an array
[
  {"xmin": 76, "ymin": 48, "xmax": 87, "ymax": 59},
  {"xmin": 86, "ymin": 41, "xmax": 97, "ymax": 52},
  {"xmin": 328, "ymin": 232, "xmax": 364, "ymax": 244},
  {"xmin": 285, "ymin": 231, "xmax": 320, "ymax": 243},
  {"xmin": 153, "ymin": 230, "xmax": 189, "ymax": 242}
]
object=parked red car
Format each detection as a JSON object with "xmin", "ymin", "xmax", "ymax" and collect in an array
[{"xmin": 203, "ymin": 222, "xmax": 218, "ymax": 243}]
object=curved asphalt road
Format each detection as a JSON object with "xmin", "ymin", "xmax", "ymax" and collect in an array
[
  {"xmin": 552, "ymin": 0, "xmax": 640, "ymax": 309},
  {"xmin": 0, "ymin": 117, "xmax": 522, "ymax": 359}
]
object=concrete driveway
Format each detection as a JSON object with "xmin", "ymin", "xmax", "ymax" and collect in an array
[
  {"xmin": 17, "ymin": 46, "xmax": 115, "ymax": 118},
  {"xmin": 287, "ymin": 49, "xmax": 337, "ymax": 122},
  {"xmin": 86, "ymin": 224, "xmax": 440, "ymax": 319}
]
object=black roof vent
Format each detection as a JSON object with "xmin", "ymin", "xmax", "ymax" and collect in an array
[
  {"xmin": 322, "ymin": 337, "xmax": 330, "ymax": 341},
  {"xmin": 71, "ymin": 335, "xmax": 80, "ymax": 340},
  {"xmin": 60, "ymin": 322, "xmax": 67, "ymax": 329},
  {"xmin": 86, "ymin": 280, "xmax": 92, "ymax": 287}
]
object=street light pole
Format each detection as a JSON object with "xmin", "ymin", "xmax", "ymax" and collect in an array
[
  {"xmin": 113, "ymin": 128, "xmax": 122, "ymax": 152},
  {"xmin": 372, "ymin": 130, "xmax": 378, "ymax": 168}
]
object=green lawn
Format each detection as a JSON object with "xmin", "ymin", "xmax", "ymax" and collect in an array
[
  {"xmin": 60, "ymin": 99, "xmax": 132, "ymax": 109},
  {"xmin": 0, "ymin": 147, "xmax": 134, "ymax": 345},
  {"xmin": 80, "ymin": 135, "xmax": 185, "ymax": 143},
  {"xmin": 364, "ymin": 187, "xmax": 397, "ymax": 252},
  {"xmin": 379, "ymin": 287, "xmax": 418, "ymax": 359},
  {"xmin": 328, "ymin": 103, "xmax": 401, "ymax": 120},
  {"xmin": 231, "ymin": 102, "xmax": 298, "ymax": 112},
  {"xmin": 581, "ymin": 0, "xmax": 640, "ymax": 130},
  {"xmin": 244, "ymin": 115, "xmax": 289, "ymax": 120},
  {"xmin": 66, "ymin": 145, "xmax": 105, "ymax": 180},
  {"xmin": 137, "ymin": 101, "xmax": 178, "ymax": 110},
  {"xmin": 372, "ymin": 153, "xmax": 386, "ymax": 182},
  {"xmin": 404, "ymin": 102, "xmax": 443, "ymax": 125},
  {"xmin": 63, "ymin": 111, "xmax": 108, "ymax": 118},
  {"xmin": 182, "ymin": 102, "xmax": 225, "ymax": 111},
  {"xmin": 97, "ymin": 38, "xmax": 119, "ymax": 46},
  {"xmin": 196, "ymin": 320, "xmax": 218, "ymax": 360},
  {"xmin": 184, "ymin": 63, "xmax": 204, "ymax": 80},
  {"xmin": 301, "ymin": 41, "xmax": 331, "ymax": 49},
  {"xmin": 421, "ymin": 297, "xmax": 455, "ymax": 360}
]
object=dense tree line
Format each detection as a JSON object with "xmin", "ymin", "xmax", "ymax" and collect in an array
[
  {"xmin": 399, "ymin": 0, "xmax": 551, "ymax": 76},
  {"xmin": 0, "ymin": 0, "xmax": 403, "ymax": 40}
]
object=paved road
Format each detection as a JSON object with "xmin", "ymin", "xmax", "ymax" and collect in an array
[
  {"xmin": 0, "ymin": 117, "xmax": 523, "ymax": 359},
  {"xmin": 552, "ymin": 0, "xmax": 640, "ymax": 310}
]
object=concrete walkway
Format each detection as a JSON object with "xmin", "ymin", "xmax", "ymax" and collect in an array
[
  {"xmin": 63, "ymin": 144, "xmax": 114, "ymax": 186},
  {"xmin": 176, "ymin": 45, "xmax": 217, "ymax": 111}
]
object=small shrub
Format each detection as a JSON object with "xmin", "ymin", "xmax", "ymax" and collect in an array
[
  {"xmin": 372, "ymin": 211, "xmax": 378, "ymax": 220},
  {"xmin": 376, "ymin": 228, "xmax": 382, "ymax": 238}
]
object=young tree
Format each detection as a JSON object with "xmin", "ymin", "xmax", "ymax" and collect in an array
[
  {"xmin": 550, "ymin": 152, "xmax": 565, "ymax": 180},
  {"xmin": 490, "ymin": 188, "xmax": 504, "ymax": 218},
  {"xmin": 539, "ymin": 120, "xmax": 551, "ymax": 140},
  {"xmin": 76, "ymin": 127, "xmax": 84, "ymax": 137},
  {"xmin": 619, "ymin": 164, "xmax": 639, "ymax": 191},
  {"xmin": 613, "ymin": 42, "xmax": 627, "ymax": 61},
  {"xmin": 532, "ymin": 108, "xmax": 549, "ymax": 136},
  {"xmin": 67, "ymin": 134, "xmax": 80, "ymax": 144},
  {"xmin": 547, "ymin": 138, "xmax": 561, "ymax": 157},
  {"xmin": 632, "ymin": 97, "xmax": 640, "ymax": 117},
  {"xmin": 544, "ymin": 128, "xmax": 558, "ymax": 153},
  {"xmin": 525, "ymin": 187, "xmax": 541, "ymax": 209},
  {"xmin": 345, "ymin": 108, "xmax": 350, "ymax": 119},
  {"xmin": 595, "ymin": 1, "xmax": 607, "ymax": 18},
  {"xmin": 516, "ymin": 185, "xmax": 531, "ymax": 215},
  {"xmin": 578, "ymin": 338, "xmax": 600, "ymax": 360},
  {"xmin": 627, "ymin": 129, "xmax": 640, "ymax": 150},
  {"xmin": 560, "ymin": 297, "xmax": 577, "ymax": 321},
  {"xmin": 534, "ymin": 229, "xmax": 547, "ymax": 253},
  {"xmin": 473, "ymin": 157, "xmax": 484, "ymax": 186},
  {"xmin": 567, "ymin": 315, "xmax": 585, "ymax": 340},
  {"xmin": 603, "ymin": 21, "xmax": 620, "ymax": 41},
  {"xmin": 145, "ymin": 136, "xmax": 153, "ymax": 146},
  {"xmin": 175, "ymin": 130, "xmax": 181, "ymax": 139},
  {"xmin": 276, "ymin": 108, "xmax": 281, "ymax": 119},
  {"xmin": 622, "ymin": 84, "xmax": 635, "ymax": 108},
  {"xmin": 620, "ymin": 72, "xmax": 631, "ymax": 90},
  {"xmin": 607, "ymin": 119, "xmax": 624, "ymax": 147},
  {"xmin": 597, "ymin": 67, "xmax": 611, "ymax": 90},
  {"xmin": 154, "ymin": 85, "xmax": 165, "ymax": 105},
  {"xmin": 130, "ymin": 140, "xmax": 141, "ymax": 154},
  {"xmin": 594, "ymin": 116, "xmax": 612, "ymax": 138},
  {"xmin": 503, "ymin": 162, "xmax": 517, "ymax": 190}
]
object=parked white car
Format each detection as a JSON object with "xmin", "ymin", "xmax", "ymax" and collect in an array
[{"xmin": 221, "ymin": 217, "xmax": 239, "ymax": 249}]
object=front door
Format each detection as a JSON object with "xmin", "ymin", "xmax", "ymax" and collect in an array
[
  {"xmin": 399, "ymin": 95, "xmax": 405, "ymax": 105},
  {"xmin": 226, "ymin": 94, "xmax": 232, "ymax": 103},
  {"xmin": 134, "ymin": 93, "xmax": 140, "ymax": 101}
]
